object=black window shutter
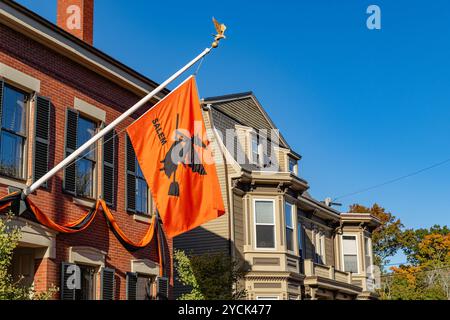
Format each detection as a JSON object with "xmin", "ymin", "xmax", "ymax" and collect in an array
[
  {"xmin": 60, "ymin": 262, "xmax": 76, "ymax": 300},
  {"xmin": 126, "ymin": 134, "xmax": 136, "ymax": 212},
  {"xmin": 126, "ymin": 272, "xmax": 138, "ymax": 300},
  {"xmin": 103, "ymin": 128, "xmax": 115, "ymax": 206},
  {"xmin": 156, "ymin": 276, "xmax": 169, "ymax": 300},
  {"xmin": 63, "ymin": 109, "xmax": 79, "ymax": 195},
  {"xmin": 101, "ymin": 267, "xmax": 115, "ymax": 300},
  {"xmin": 33, "ymin": 95, "xmax": 51, "ymax": 187}
]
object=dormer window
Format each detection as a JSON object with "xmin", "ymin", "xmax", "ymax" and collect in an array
[
  {"xmin": 250, "ymin": 131, "xmax": 272, "ymax": 168},
  {"xmin": 289, "ymin": 157, "xmax": 298, "ymax": 175}
]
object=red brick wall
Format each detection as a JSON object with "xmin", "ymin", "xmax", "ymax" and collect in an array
[
  {"xmin": 0, "ymin": 23, "xmax": 173, "ymax": 300},
  {"xmin": 57, "ymin": 0, "xmax": 94, "ymax": 45}
]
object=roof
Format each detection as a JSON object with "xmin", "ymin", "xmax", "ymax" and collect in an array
[
  {"xmin": 203, "ymin": 92, "xmax": 291, "ymax": 150},
  {"xmin": 0, "ymin": 0, "xmax": 170, "ymax": 97}
]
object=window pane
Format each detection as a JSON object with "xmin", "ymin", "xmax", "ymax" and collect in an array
[
  {"xmin": 343, "ymin": 235, "xmax": 357, "ymax": 254},
  {"xmin": 137, "ymin": 276, "xmax": 153, "ymax": 300},
  {"xmin": 285, "ymin": 203, "xmax": 293, "ymax": 228},
  {"xmin": 136, "ymin": 177, "xmax": 148, "ymax": 214},
  {"xmin": 251, "ymin": 134, "xmax": 259, "ymax": 164},
  {"xmin": 0, "ymin": 131, "xmax": 24, "ymax": 178},
  {"xmin": 286, "ymin": 228, "xmax": 294, "ymax": 251},
  {"xmin": 344, "ymin": 255, "xmax": 358, "ymax": 273},
  {"xmin": 77, "ymin": 117, "xmax": 96, "ymax": 159},
  {"xmin": 256, "ymin": 225, "xmax": 275, "ymax": 248},
  {"xmin": 255, "ymin": 201, "xmax": 274, "ymax": 224},
  {"xmin": 76, "ymin": 158, "xmax": 94, "ymax": 198},
  {"xmin": 136, "ymin": 159, "xmax": 144, "ymax": 178},
  {"xmin": 2, "ymin": 85, "xmax": 27, "ymax": 135},
  {"xmin": 289, "ymin": 159, "xmax": 297, "ymax": 174},
  {"xmin": 297, "ymin": 223, "xmax": 303, "ymax": 255}
]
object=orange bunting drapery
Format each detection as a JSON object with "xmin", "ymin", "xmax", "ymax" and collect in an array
[
  {"xmin": 0, "ymin": 193, "xmax": 164, "ymax": 275},
  {"xmin": 25, "ymin": 198, "xmax": 99, "ymax": 234}
]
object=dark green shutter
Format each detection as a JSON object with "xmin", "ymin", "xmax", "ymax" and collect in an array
[
  {"xmin": 61, "ymin": 262, "xmax": 76, "ymax": 300},
  {"xmin": 126, "ymin": 272, "xmax": 138, "ymax": 300},
  {"xmin": 156, "ymin": 276, "xmax": 169, "ymax": 300},
  {"xmin": 63, "ymin": 109, "xmax": 79, "ymax": 195},
  {"xmin": 33, "ymin": 95, "xmax": 51, "ymax": 187},
  {"xmin": 100, "ymin": 267, "xmax": 115, "ymax": 300},
  {"xmin": 126, "ymin": 134, "xmax": 136, "ymax": 212},
  {"xmin": 103, "ymin": 129, "xmax": 115, "ymax": 206}
]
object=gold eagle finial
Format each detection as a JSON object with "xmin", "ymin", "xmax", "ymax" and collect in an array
[{"xmin": 212, "ymin": 17, "xmax": 227, "ymax": 48}]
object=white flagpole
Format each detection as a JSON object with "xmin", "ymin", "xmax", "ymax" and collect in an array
[{"xmin": 24, "ymin": 47, "xmax": 212, "ymax": 196}]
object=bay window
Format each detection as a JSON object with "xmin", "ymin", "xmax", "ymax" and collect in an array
[
  {"xmin": 342, "ymin": 235, "xmax": 359, "ymax": 273},
  {"xmin": 254, "ymin": 200, "xmax": 275, "ymax": 249}
]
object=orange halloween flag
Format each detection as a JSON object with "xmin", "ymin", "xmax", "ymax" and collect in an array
[{"xmin": 127, "ymin": 76, "xmax": 225, "ymax": 238}]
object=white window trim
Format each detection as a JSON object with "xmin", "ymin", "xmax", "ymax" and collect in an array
[
  {"xmin": 340, "ymin": 233, "xmax": 360, "ymax": 274},
  {"xmin": 253, "ymin": 198, "xmax": 276, "ymax": 250}
]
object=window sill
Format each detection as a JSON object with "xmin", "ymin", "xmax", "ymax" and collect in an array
[
  {"xmin": 0, "ymin": 176, "xmax": 27, "ymax": 190},
  {"xmin": 73, "ymin": 197, "xmax": 96, "ymax": 209},
  {"xmin": 133, "ymin": 214, "xmax": 152, "ymax": 224}
]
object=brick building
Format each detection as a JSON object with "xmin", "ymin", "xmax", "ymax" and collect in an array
[{"xmin": 0, "ymin": 0, "xmax": 172, "ymax": 300}]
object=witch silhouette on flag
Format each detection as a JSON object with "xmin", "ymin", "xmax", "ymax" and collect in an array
[{"xmin": 160, "ymin": 114, "xmax": 207, "ymax": 197}]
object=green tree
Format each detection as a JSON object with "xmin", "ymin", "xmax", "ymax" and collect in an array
[
  {"xmin": 174, "ymin": 250, "xmax": 247, "ymax": 300},
  {"xmin": 380, "ymin": 232, "xmax": 450, "ymax": 300},
  {"xmin": 349, "ymin": 203, "xmax": 404, "ymax": 268},
  {"xmin": 0, "ymin": 214, "xmax": 57, "ymax": 300},
  {"xmin": 401, "ymin": 225, "xmax": 450, "ymax": 264}
]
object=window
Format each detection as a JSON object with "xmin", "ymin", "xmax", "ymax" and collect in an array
[
  {"xmin": 0, "ymin": 84, "xmax": 28, "ymax": 180},
  {"xmin": 135, "ymin": 159, "xmax": 149, "ymax": 215},
  {"xmin": 126, "ymin": 135, "xmax": 150, "ymax": 215},
  {"xmin": 285, "ymin": 202, "xmax": 294, "ymax": 251},
  {"xmin": 342, "ymin": 235, "xmax": 359, "ymax": 273},
  {"xmin": 75, "ymin": 265, "xmax": 97, "ymax": 301},
  {"xmin": 288, "ymin": 158, "xmax": 298, "ymax": 175},
  {"xmin": 297, "ymin": 222, "xmax": 304, "ymax": 259},
  {"xmin": 254, "ymin": 200, "xmax": 275, "ymax": 249},
  {"xmin": 75, "ymin": 116, "xmax": 97, "ymax": 198},
  {"xmin": 136, "ymin": 275, "xmax": 155, "ymax": 300},
  {"xmin": 314, "ymin": 231, "xmax": 326, "ymax": 265},
  {"xmin": 365, "ymin": 237, "xmax": 373, "ymax": 272},
  {"xmin": 251, "ymin": 133, "xmax": 259, "ymax": 165}
]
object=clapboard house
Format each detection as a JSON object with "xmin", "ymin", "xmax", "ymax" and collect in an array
[{"xmin": 174, "ymin": 92, "xmax": 381, "ymax": 300}]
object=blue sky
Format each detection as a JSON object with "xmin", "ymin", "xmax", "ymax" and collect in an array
[{"xmin": 16, "ymin": 1, "xmax": 449, "ymax": 261}]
